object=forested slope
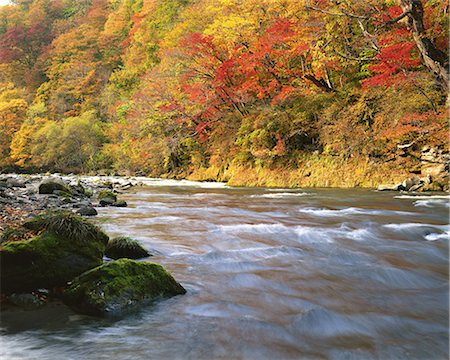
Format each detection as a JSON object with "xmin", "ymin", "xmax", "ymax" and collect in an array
[{"xmin": 0, "ymin": 0, "xmax": 448, "ymax": 187}]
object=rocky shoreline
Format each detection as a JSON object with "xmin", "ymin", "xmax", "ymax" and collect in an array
[
  {"xmin": 0, "ymin": 174, "xmax": 142, "ymax": 233},
  {"xmin": 0, "ymin": 174, "xmax": 186, "ymax": 317}
]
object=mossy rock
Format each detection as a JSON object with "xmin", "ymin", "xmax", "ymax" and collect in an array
[
  {"xmin": 62, "ymin": 259, "xmax": 186, "ymax": 316},
  {"xmin": 1, "ymin": 212, "xmax": 109, "ymax": 294},
  {"xmin": 105, "ymin": 236, "xmax": 151, "ymax": 260},
  {"xmin": 39, "ymin": 178, "xmax": 71, "ymax": 195},
  {"xmin": 112, "ymin": 200, "xmax": 127, "ymax": 207},
  {"xmin": 98, "ymin": 190, "xmax": 117, "ymax": 202}
]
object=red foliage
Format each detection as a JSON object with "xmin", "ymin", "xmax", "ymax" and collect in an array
[
  {"xmin": 363, "ymin": 29, "xmax": 420, "ymax": 88},
  {"xmin": 173, "ymin": 18, "xmax": 316, "ymax": 140},
  {"xmin": 378, "ymin": 111, "xmax": 448, "ymax": 149}
]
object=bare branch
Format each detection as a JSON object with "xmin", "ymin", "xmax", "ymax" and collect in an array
[{"xmin": 384, "ymin": 10, "xmax": 411, "ymax": 25}]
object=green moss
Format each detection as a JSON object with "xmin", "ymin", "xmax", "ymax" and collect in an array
[
  {"xmin": 63, "ymin": 259, "xmax": 186, "ymax": 316},
  {"xmin": 98, "ymin": 190, "xmax": 117, "ymax": 202},
  {"xmin": 1, "ymin": 213, "xmax": 108, "ymax": 293}
]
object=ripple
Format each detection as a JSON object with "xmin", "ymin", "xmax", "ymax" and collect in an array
[
  {"xmin": 298, "ymin": 207, "xmax": 414, "ymax": 217},
  {"xmin": 250, "ymin": 192, "xmax": 312, "ymax": 198}
]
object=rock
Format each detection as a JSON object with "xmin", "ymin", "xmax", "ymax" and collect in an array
[
  {"xmin": 112, "ymin": 200, "xmax": 127, "ymax": 207},
  {"xmin": 1, "ymin": 212, "xmax": 108, "ymax": 294},
  {"xmin": 6, "ymin": 178, "xmax": 26, "ymax": 188},
  {"xmin": 98, "ymin": 190, "xmax": 117, "ymax": 206},
  {"xmin": 8, "ymin": 293, "xmax": 45, "ymax": 309},
  {"xmin": 105, "ymin": 236, "xmax": 151, "ymax": 260},
  {"xmin": 401, "ymin": 176, "xmax": 420, "ymax": 191},
  {"xmin": 421, "ymin": 163, "xmax": 447, "ymax": 178},
  {"xmin": 99, "ymin": 198, "xmax": 115, "ymax": 206},
  {"xmin": 377, "ymin": 183, "xmax": 403, "ymax": 191},
  {"xmin": 77, "ymin": 206, "xmax": 98, "ymax": 216},
  {"xmin": 39, "ymin": 178, "xmax": 71, "ymax": 195},
  {"xmin": 408, "ymin": 183, "xmax": 424, "ymax": 192},
  {"xmin": 62, "ymin": 259, "xmax": 186, "ymax": 316}
]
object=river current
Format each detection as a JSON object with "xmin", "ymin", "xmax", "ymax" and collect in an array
[{"xmin": 1, "ymin": 179, "xmax": 449, "ymax": 359}]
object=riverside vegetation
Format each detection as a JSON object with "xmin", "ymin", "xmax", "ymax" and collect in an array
[{"xmin": 0, "ymin": 0, "xmax": 448, "ymax": 189}]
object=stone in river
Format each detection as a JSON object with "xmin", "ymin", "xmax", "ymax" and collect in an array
[
  {"xmin": 62, "ymin": 259, "xmax": 186, "ymax": 316},
  {"xmin": 77, "ymin": 206, "xmax": 98, "ymax": 216},
  {"xmin": 39, "ymin": 178, "xmax": 71, "ymax": 195}
]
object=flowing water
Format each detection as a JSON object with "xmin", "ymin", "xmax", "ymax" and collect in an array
[{"xmin": 1, "ymin": 179, "xmax": 449, "ymax": 359}]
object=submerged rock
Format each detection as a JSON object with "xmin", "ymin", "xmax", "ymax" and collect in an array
[
  {"xmin": 105, "ymin": 236, "xmax": 151, "ymax": 260},
  {"xmin": 0, "ymin": 212, "xmax": 108, "ymax": 294},
  {"xmin": 62, "ymin": 259, "xmax": 186, "ymax": 316}
]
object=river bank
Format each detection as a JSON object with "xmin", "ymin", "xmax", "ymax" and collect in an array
[
  {"xmin": 186, "ymin": 153, "xmax": 449, "ymax": 191},
  {"xmin": 0, "ymin": 174, "xmax": 136, "ymax": 235}
]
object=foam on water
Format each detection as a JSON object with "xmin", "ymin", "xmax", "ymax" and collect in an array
[
  {"xmin": 298, "ymin": 207, "xmax": 413, "ymax": 217},
  {"xmin": 394, "ymin": 195, "xmax": 450, "ymax": 199},
  {"xmin": 414, "ymin": 199, "xmax": 449, "ymax": 208},
  {"xmin": 383, "ymin": 223, "xmax": 448, "ymax": 231},
  {"xmin": 250, "ymin": 192, "xmax": 312, "ymax": 198},
  {"xmin": 215, "ymin": 223, "xmax": 379, "ymax": 243},
  {"xmin": 383, "ymin": 223, "xmax": 449, "ymax": 241},
  {"xmin": 425, "ymin": 231, "xmax": 450, "ymax": 241}
]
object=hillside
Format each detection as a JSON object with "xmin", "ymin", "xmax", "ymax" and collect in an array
[{"xmin": 0, "ymin": 0, "xmax": 448, "ymax": 188}]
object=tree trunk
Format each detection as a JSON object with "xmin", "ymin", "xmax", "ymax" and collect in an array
[
  {"xmin": 399, "ymin": 0, "xmax": 449, "ymax": 91},
  {"xmin": 304, "ymin": 74, "xmax": 335, "ymax": 92}
]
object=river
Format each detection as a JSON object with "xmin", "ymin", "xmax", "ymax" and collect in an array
[{"xmin": 1, "ymin": 179, "xmax": 449, "ymax": 359}]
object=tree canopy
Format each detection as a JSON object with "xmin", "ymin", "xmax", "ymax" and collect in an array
[{"xmin": 0, "ymin": 0, "xmax": 448, "ymax": 179}]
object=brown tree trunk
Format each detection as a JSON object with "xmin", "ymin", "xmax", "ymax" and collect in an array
[
  {"xmin": 304, "ymin": 74, "xmax": 335, "ymax": 92},
  {"xmin": 399, "ymin": 0, "xmax": 449, "ymax": 91}
]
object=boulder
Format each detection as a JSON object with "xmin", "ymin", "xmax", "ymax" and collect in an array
[
  {"xmin": 6, "ymin": 178, "xmax": 26, "ymax": 188},
  {"xmin": 377, "ymin": 183, "xmax": 403, "ymax": 191},
  {"xmin": 98, "ymin": 191, "xmax": 117, "ymax": 202},
  {"xmin": 8, "ymin": 293, "xmax": 45, "ymax": 309},
  {"xmin": 77, "ymin": 206, "xmax": 98, "ymax": 216},
  {"xmin": 421, "ymin": 163, "xmax": 447, "ymax": 178},
  {"xmin": 401, "ymin": 176, "xmax": 420, "ymax": 191},
  {"xmin": 112, "ymin": 200, "xmax": 127, "ymax": 207},
  {"xmin": 62, "ymin": 259, "xmax": 186, "ymax": 316},
  {"xmin": 105, "ymin": 236, "xmax": 151, "ymax": 260},
  {"xmin": 98, "ymin": 190, "xmax": 117, "ymax": 206},
  {"xmin": 408, "ymin": 183, "xmax": 424, "ymax": 192},
  {"xmin": 39, "ymin": 178, "xmax": 71, "ymax": 195},
  {"xmin": 0, "ymin": 212, "xmax": 108, "ymax": 294}
]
